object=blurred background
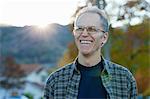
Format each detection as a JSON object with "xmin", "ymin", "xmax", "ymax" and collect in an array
[{"xmin": 0, "ymin": 0, "xmax": 150, "ymax": 98}]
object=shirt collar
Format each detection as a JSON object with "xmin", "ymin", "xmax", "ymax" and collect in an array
[{"xmin": 71, "ymin": 56, "xmax": 111, "ymax": 76}]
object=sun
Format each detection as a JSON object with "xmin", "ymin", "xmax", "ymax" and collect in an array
[
  {"xmin": 36, "ymin": 24, "xmax": 49, "ymax": 29},
  {"xmin": 31, "ymin": 23, "xmax": 51, "ymax": 39}
]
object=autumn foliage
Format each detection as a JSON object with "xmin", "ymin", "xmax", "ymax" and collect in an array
[
  {"xmin": 57, "ymin": 41, "xmax": 78, "ymax": 66},
  {"xmin": 110, "ymin": 19, "xmax": 150, "ymax": 95},
  {"xmin": 1, "ymin": 56, "xmax": 25, "ymax": 88}
]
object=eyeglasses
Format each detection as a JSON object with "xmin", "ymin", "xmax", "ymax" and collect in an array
[{"xmin": 74, "ymin": 26, "xmax": 105, "ymax": 35}]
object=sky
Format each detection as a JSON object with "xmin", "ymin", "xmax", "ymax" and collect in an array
[
  {"xmin": 0, "ymin": 0, "xmax": 149, "ymax": 27},
  {"xmin": 0, "ymin": 0, "xmax": 82, "ymax": 26}
]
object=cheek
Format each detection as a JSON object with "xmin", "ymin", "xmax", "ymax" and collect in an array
[
  {"xmin": 74, "ymin": 36, "xmax": 79, "ymax": 42},
  {"xmin": 94, "ymin": 36, "xmax": 102, "ymax": 45},
  {"xmin": 74, "ymin": 36, "xmax": 80, "ymax": 47}
]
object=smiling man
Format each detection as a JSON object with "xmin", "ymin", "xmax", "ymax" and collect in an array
[{"xmin": 44, "ymin": 6, "xmax": 138, "ymax": 99}]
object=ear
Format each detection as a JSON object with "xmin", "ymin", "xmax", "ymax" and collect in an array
[
  {"xmin": 101, "ymin": 32, "xmax": 109, "ymax": 47},
  {"xmin": 73, "ymin": 29, "xmax": 76, "ymax": 36}
]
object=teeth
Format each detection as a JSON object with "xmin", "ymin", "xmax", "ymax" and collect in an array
[{"xmin": 80, "ymin": 40, "xmax": 92, "ymax": 44}]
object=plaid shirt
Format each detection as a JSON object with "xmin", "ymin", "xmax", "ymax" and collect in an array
[{"xmin": 44, "ymin": 58, "xmax": 137, "ymax": 99}]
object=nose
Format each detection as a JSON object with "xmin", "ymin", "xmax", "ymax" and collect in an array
[{"xmin": 81, "ymin": 28, "xmax": 89, "ymax": 36}]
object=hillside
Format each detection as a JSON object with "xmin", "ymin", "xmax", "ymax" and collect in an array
[{"xmin": 0, "ymin": 23, "xmax": 74, "ymax": 66}]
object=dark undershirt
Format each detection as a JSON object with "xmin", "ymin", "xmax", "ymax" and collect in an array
[{"xmin": 77, "ymin": 60, "xmax": 107, "ymax": 99}]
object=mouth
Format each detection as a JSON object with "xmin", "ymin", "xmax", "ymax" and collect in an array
[{"xmin": 80, "ymin": 40, "xmax": 93, "ymax": 44}]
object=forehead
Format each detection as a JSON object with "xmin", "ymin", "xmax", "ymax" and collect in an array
[{"xmin": 75, "ymin": 12, "xmax": 102, "ymax": 28}]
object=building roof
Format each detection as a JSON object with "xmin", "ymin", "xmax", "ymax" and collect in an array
[{"xmin": 19, "ymin": 64, "xmax": 42, "ymax": 75}]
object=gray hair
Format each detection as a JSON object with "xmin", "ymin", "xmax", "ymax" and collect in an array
[{"xmin": 74, "ymin": 6, "xmax": 110, "ymax": 32}]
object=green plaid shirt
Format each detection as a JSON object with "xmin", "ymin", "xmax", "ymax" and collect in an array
[{"xmin": 44, "ymin": 58, "xmax": 137, "ymax": 99}]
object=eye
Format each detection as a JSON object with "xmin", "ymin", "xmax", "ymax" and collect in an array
[
  {"xmin": 75, "ymin": 27, "xmax": 84, "ymax": 32},
  {"xmin": 78, "ymin": 27, "xmax": 83, "ymax": 30},
  {"xmin": 87, "ymin": 27, "xmax": 97, "ymax": 32}
]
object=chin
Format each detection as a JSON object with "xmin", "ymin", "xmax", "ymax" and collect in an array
[{"xmin": 80, "ymin": 50, "xmax": 92, "ymax": 56}]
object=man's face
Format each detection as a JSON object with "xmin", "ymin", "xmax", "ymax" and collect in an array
[{"xmin": 73, "ymin": 12, "xmax": 108, "ymax": 56}]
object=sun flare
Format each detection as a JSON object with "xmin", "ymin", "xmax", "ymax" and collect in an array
[
  {"xmin": 36, "ymin": 24, "xmax": 49, "ymax": 29},
  {"xmin": 31, "ymin": 24, "xmax": 51, "ymax": 39}
]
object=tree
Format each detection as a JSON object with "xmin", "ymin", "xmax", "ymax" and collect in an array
[
  {"xmin": 86, "ymin": 0, "xmax": 150, "ymax": 27},
  {"xmin": 69, "ymin": 0, "xmax": 150, "ymax": 30},
  {"xmin": 57, "ymin": 42, "xmax": 78, "ymax": 67},
  {"xmin": 1, "ymin": 56, "xmax": 25, "ymax": 89},
  {"xmin": 110, "ymin": 19, "xmax": 150, "ymax": 95}
]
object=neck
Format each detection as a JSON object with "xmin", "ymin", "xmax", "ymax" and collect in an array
[{"xmin": 78, "ymin": 50, "xmax": 102, "ymax": 67}]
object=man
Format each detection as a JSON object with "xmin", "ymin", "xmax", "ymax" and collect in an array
[{"xmin": 44, "ymin": 6, "xmax": 137, "ymax": 99}]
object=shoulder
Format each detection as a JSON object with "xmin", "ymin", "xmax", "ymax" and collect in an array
[
  {"xmin": 46, "ymin": 63, "xmax": 74, "ymax": 84},
  {"xmin": 104, "ymin": 60, "xmax": 138, "ymax": 97},
  {"xmin": 104, "ymin": 59, "xmax": 135, "ymax": 81}
]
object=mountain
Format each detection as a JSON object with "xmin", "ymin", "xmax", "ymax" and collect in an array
[{"xmin": 0, "ymin": 23, "xmax": 74, "ymax": 66}]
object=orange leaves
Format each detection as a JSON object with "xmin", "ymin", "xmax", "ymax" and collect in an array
[
  {"xmin": 57, "ymin": 42, "xmax": 78, "ymax": 67},
  {"xmin": 110, "ymin": 19, "xmax": 150, "ymax": 95},
  {"xmin": 135, "ymin": 67, "xmax": 150, "ymax": 94}
]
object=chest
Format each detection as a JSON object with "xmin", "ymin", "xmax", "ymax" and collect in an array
[{"xmin": 53, "ymin": 72, "xmax": 129, "ymax": 99}]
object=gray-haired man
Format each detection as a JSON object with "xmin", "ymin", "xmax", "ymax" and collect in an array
[{"xmin": 44, "ymin": 6, "xmax": 138, "ymax": 99}]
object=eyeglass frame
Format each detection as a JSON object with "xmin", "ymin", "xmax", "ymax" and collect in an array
[{"xmin": 73, "ymin": 26, "xmax": 106, "ymax": 35}]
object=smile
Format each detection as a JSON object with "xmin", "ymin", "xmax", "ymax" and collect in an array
[{"xmin": 80, "ymin": 40, "xmax": 93, "ymax": 44}]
